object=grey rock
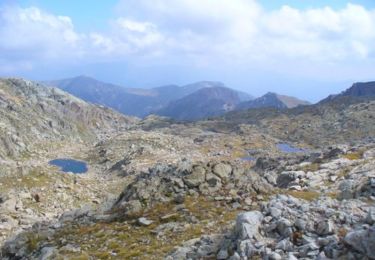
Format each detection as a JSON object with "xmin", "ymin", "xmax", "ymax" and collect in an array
[
  {"xmin": 39, "ymin": 246, "xmax": 58, "ymax": 260},
  {"xmin": 217, "ymin": 249, "xmax": 229, "ymax": 259},
  {"xmin": 344, "ymin": 227, "xmax": 375, "ymax": 259},
  {"xmin": 183, "ymin": 165, "xmax": 206, "ymax": 188},
  {"xmin": 316, "ymin": 220, "xmax": 335, "ymax": 235},
  {"xmin": 277, "ymin": 218, "xmax": 293, "ymax": 237},
  {"xmin": 212, "ymin": 163, "xmax": 232, "ymax": 182},
  {"xmin": 236, "ymin": 211, "xmax": 263, "ymax": 240},
  {"xmin": 137, "ymin": 217, "xmax": 153, "ymax": 226},
  {"xmin": 366, "ymin": 208, "xmax": 375, "ymax": 225},
  {"xmin": 276, "ymin": 172, "xmax": 296, "ymax": 188},
  {"xmin": 269, "ymin": 207, "xmax": 282, "ymax": 218}
]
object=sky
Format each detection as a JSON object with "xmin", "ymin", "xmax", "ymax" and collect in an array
[{"xmin": 1, "ymin": 0, "xmax": 375, "ymax": 102}]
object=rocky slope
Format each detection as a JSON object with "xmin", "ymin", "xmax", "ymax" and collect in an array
[{"xmin": 0, "ymin": 78, "xmax": 136, "ymax": 160}]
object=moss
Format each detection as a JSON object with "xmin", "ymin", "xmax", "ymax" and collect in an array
[
  {"xmin": 343, "ymin": 151, "xmax": 363, "ymax": 160},
  {"xmin": 286, "ymin": 190, "xmax": 320, "ymax": 201}
]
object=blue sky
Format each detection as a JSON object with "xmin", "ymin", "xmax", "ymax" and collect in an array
[{"xmin": 2, "ymin": 0, "xmax": 375, "ymax": 101}]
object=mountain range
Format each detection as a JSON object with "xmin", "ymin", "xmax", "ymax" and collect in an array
[
  {"xmin": 46, "ymin": 76, "xmax": 252, "ymax": 119},
  {"xmin": 46, "ymin": 76, "xmax": 375, "ymax": 121}
]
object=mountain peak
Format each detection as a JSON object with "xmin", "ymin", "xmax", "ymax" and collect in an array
[{"xmin": 237, "ymin": 92, "xmax": 310, "ymax": 110}]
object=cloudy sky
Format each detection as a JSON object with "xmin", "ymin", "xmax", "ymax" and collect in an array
[{"xmin": 1, "ymin": 0, "xmax": 375, "ymax": 101}]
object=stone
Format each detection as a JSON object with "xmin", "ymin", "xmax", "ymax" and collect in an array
[
  {"xmin": 277, "ymin": 218, "xmax": 293, "ymax": 238},
  {"xmin": 40, "ymin": 246, "xmax": 57, "ymax": 260},
  {"xmin": 295, "ymin": 219, "xmax": 306, "ymax": 231},
  {"xmin": 205, "ymin": 173, "xmax": 221, "ymax": 187},
  {"xmin": 277, "ymin": 172, "xmax": 296, "ymax": 188},
  {"xmin": 269, "ymin": 207, "xmax": 282, "ymax": 218},
  {"xmin": 212, "ymin": 163, "xmax": 232, "ymax": 182},
  {"xmin": 137, "ymin": 217, "xmax": 153, "ymax": 226},
  {"xmin": 316, "ymin": 220, "xmax": 335, "ymax": 235},
  {"xmin": 268, "ymin": 252, "xmax": 282, "ymax": 260},
  {"xmin": 236, "ymin": 211, "xmax": 263, "ymax": 240},
  {"xmin": 183, "ymin": 165, "xmax": 206, "ymax": 188},
  {"xmin": 366, "ymin": 208, "xmax": 375, "ymax": 225},
  {"xmin": 217, "ymin": 249, "xmax": 229, "ymax": 259}
]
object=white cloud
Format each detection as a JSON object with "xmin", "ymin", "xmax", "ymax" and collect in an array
[
  {"xmin": 0, "ymin": 6, "xmax": 82, "ymax": 59},
  {"xmin": 0, "ymin": 1, "xmax": 374, "ymax": 80}
]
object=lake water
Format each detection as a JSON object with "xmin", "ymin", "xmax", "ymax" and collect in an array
[
  {"xmin": 49, "ymin": 159, "xmax": 88, "ymax": 174},
  {"xmin": 277, "ymin": 143, "xmax": 306, "ymax": 153}
]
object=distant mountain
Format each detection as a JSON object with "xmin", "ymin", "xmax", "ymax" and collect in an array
[
  {"xmin": 156, "ymin": 86, "xmax": 247, "ymax": 120},
  {"xmin": 321, "ymin": 81, "xmax": 375, "ymax": 103},
  {"xmin": 45, "ymin": 76, "xmax": 159, "ymax": 117},
  {"xmin": 237, "ymin": 92, "xmax": 310, "ymax": 110},
  {"xmin": 45, "ymin": 76, "xmax": 253, "ymax": 118}
]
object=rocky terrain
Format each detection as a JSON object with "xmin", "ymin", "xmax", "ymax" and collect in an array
[{"xmin": 0, "ymin": 78, "xmax": 374, "ymax": 259}]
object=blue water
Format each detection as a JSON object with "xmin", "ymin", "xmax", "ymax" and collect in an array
[
  {"xmin": 277, "ymin": 143, "xmax": 305, "ymax": 153},
  {"xmin": 49, "ymin": 159, "xmax": 88, "ymax": 174}
]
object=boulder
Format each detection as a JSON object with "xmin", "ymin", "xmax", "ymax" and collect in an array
[
  {"xmin": 212, "ymin": 163, "xmax": 232, "ymax": 182},
  {"xmin": 183, "ymin": 165, "xmax": 206, "ymax": 188},
  {"xmin": 236, "ymin": 211, "xmax": 263, "ymax": 240}
]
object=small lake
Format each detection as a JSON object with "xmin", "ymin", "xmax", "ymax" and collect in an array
[
  {"xmin": 277, "ymin": 143, "xmax": 306, "ymax": 153},
  {"xmin": 49, "ymin": 159, "xmax": 88, "ymax": 174}
]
